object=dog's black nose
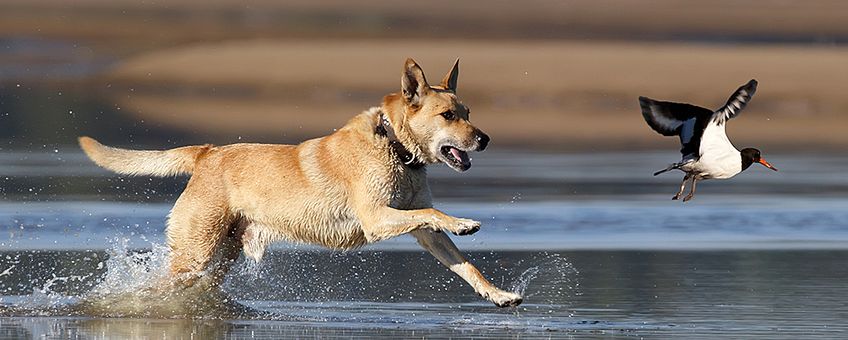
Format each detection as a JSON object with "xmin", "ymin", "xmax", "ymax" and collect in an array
[{"xmin": 476, "ymin": 132, "xmax": 490, "ymax": 151}]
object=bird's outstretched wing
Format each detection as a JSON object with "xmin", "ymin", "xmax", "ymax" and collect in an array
[
  {"xmin": 712, "ymin": 79, "xmax": 757, "ymax": 125},
  {"xmin": 639, "ymin": 96, "xmax": 714, "ymax": 157}
]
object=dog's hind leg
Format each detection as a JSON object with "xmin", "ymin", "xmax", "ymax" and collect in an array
[
  {"xmin": 411, "ymin": 229, "xmax": 523, "ymax": 308},
  {"xmin": 204, "ymin": 218, "xmax": 249, "ymax": 287},
  {"xmin": 165, "ymin": 178, "xmax": 233, "ymax": 288}
]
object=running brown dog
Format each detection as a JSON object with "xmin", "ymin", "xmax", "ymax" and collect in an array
[{"xmin": 79, "ymin": 58, "xmax": 523, "ymax": 307}]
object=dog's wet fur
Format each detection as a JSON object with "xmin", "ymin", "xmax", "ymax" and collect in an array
[{"xmin": 79, "ymin": 58, "xmax": 522, "ymax": 308}]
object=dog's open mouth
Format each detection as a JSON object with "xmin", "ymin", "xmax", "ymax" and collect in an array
[{"xmin": 440, "ymin": 145, "xmax": 471, "ymax": 172}]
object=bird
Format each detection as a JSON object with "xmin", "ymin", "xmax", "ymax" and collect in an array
[{"xmin": 638, "ymin": 79, "xmax": 777, "ymax": 202}]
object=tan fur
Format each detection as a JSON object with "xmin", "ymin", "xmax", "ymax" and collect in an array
[
  {"xmin": 79, "ymin": 58, "xmax": 522, "ymax": 308},
  {"xmin": 79, "ymin": 136, "xmax": 212, "ymax": 177}
]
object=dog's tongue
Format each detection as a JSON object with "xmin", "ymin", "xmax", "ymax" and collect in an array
[{"xmin": 449, "ymin": 147, "xmax": 470, "ymax": 165}]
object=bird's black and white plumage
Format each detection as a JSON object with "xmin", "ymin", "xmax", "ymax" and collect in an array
[{"xmin": 639, "ymin": 79, "xmax": 777, "ymax": 202}]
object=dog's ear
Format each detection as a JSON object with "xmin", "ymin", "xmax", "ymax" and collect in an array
[
  {"xmin": 440, "ymin": 58, "xmax": 459, "ymax": 92},
  {"xmin": 401, "ymin": 58, "xmax": 429, "ymax": 106}
]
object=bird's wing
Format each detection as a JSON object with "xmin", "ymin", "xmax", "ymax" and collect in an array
[
  {"xmin": 711, "ymin": 79, "xmax": 758, "ymax": 125},
  {"xmin": 639, "ymin": 96, "xmax": 714, "ymax": 157}
]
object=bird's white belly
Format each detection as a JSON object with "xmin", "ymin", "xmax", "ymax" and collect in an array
[
  {"xmin": 691, "ymin": 150, "xmax": 741, "ymax": 179},
  {"xmin": 692, "ymin": 122, "xmax": 742, "ymax": 179}
]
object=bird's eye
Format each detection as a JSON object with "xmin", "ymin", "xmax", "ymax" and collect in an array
[{"xmin": 440, "ymin": 111, "xmax": 455, "ymax": 120}]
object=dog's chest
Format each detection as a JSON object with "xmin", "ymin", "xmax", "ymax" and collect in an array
[{"xmin": 387, "ymin": 168, "xmax": 429, "ymax": 209}]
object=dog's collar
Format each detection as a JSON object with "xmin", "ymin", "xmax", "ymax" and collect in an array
[{"xmin": 376, "ymin": 113, "xmax": 425, "ymax": 169}]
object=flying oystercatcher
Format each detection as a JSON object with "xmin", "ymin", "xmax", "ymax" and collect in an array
[{"xmin": 639, "ymin": 79, "xmax": 777, "ymax": 202}]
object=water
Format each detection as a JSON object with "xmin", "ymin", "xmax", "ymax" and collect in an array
[
  {"xmin": 1, "ymin": 250, "xmax": 846, "ymax": 338},
  {"xmin": 2, "ymin": 150, "xmax": 847, "ymax": 250},
  {"xmin": 0, "ymin": 148, "xmax": 848, "ymax": 338},
  {"xmin": 1, "ymin": 151, "xmax": 847, "ymax": 338}
]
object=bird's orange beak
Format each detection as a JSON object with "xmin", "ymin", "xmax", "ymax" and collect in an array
[{"xmin": 759, "ymin": 158, "xmax": 778, "ymax": 171}]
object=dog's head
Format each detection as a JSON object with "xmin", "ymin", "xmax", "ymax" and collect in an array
[{"xmin": 383, "ymin": 58, "xmax": 489, "ymax": 172}]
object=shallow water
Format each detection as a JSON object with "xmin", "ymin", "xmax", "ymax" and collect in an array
[
  {"xmin": 2, "ymin": 250, "xmax": 846, "ymax": 338},
  {"xmin": 1, "ymin": 151, "xmax": 847, "ymax": 338}
]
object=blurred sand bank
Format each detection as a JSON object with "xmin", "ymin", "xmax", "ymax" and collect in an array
[
  {"xmin": 2, "ymin": 0, "xmax": 846, "ymax": 150},
  {"xmin": 102, "ymin": 40, "xmax": 848, "ymax": 150}
]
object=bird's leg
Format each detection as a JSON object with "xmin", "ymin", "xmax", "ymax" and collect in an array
[
  {"xmin": 683, "ymin": 177, "xmax": 698, "ymax": 202},
  {"xmin": 672, "ymin": 174, "xmax": 691, "ymax": 200}
]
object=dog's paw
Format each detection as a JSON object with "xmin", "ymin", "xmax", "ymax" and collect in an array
[
  {"xmin": 486, "ymin": 290, "xmax": 523, "ymax": 308},
  {"xmin": 451, "ymin": 218, "xmax": 481, "ymax": 236}
]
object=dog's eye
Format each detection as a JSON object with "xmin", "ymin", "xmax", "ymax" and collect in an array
[{"xmin": 440, "ymin": 111, "xmax": 455, "ymax": 120}]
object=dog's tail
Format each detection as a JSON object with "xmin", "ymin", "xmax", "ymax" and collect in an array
[{"xmin": 78, "ymin": 136, "xmax": 212, "ymax": 177}]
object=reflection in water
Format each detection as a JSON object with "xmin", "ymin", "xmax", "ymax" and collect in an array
[
  {"xmin": 1, "ymin": 318, "xmax": 233, "ymax": 339},
  {"xmin": 78, "ymin": 319, "xmax": 231, "ymax": 339},
  {"xmin": 2, "ymin": 249, "xmax": 847, "ymax": 337}
]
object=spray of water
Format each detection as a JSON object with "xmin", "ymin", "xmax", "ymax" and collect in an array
[
  {"xmin": 74, "ymin": 238, "xmax": 262, "ymax": 319},
  {"xmin": 511, "ymin": 266, "xmax": 541, "ymax": 297},
  {"xmin": 509, "ymin": 252, "xmax": 581, "ymax": 314},
  {"xmin": 2, "ymin": 235, "xmax": 579, "ymax": 322}
]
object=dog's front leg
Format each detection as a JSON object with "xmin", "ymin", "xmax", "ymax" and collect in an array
[
  {"xmin": 411, "ymin": 229, "xmax": 523, "ymax": 307},
  {"xmin": 357, "ymin": 206, "xmax": 481, "ymax": 243}
]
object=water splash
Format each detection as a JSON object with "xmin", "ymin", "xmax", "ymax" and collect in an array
[
  {"xmin": 0, "ymin": 236, "xmax": 265, "ymax": 319},
  {"xmin": 85, "ymin": 237, "xmax": 168, "ymax": 298},
  {"xmin": 3, "ymin": 237, "xmax": 579, "ymax": 323},
  {"xmin": 76, "ymin": 238, "xmax": 263, "ymax": 319},
  {"xmin": 237, "ymin": 257, "xmax": 264, "ymax": 279},
  {"xmin": 509, "ymin": 252, "xmax": 580, "ymax": 311},
  {"xmin": 511, "ymin": 266, "xmax": 541, "ymax": 298}
]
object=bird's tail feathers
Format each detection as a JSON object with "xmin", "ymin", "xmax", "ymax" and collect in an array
[{"xmin": 653, "ymin": 163, "xmax": 680, "ymax": 176}]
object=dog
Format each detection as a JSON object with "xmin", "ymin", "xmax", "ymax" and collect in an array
[{"xmin": 79, "ymin": 58, "xmax": 523, "ymax": 307}]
